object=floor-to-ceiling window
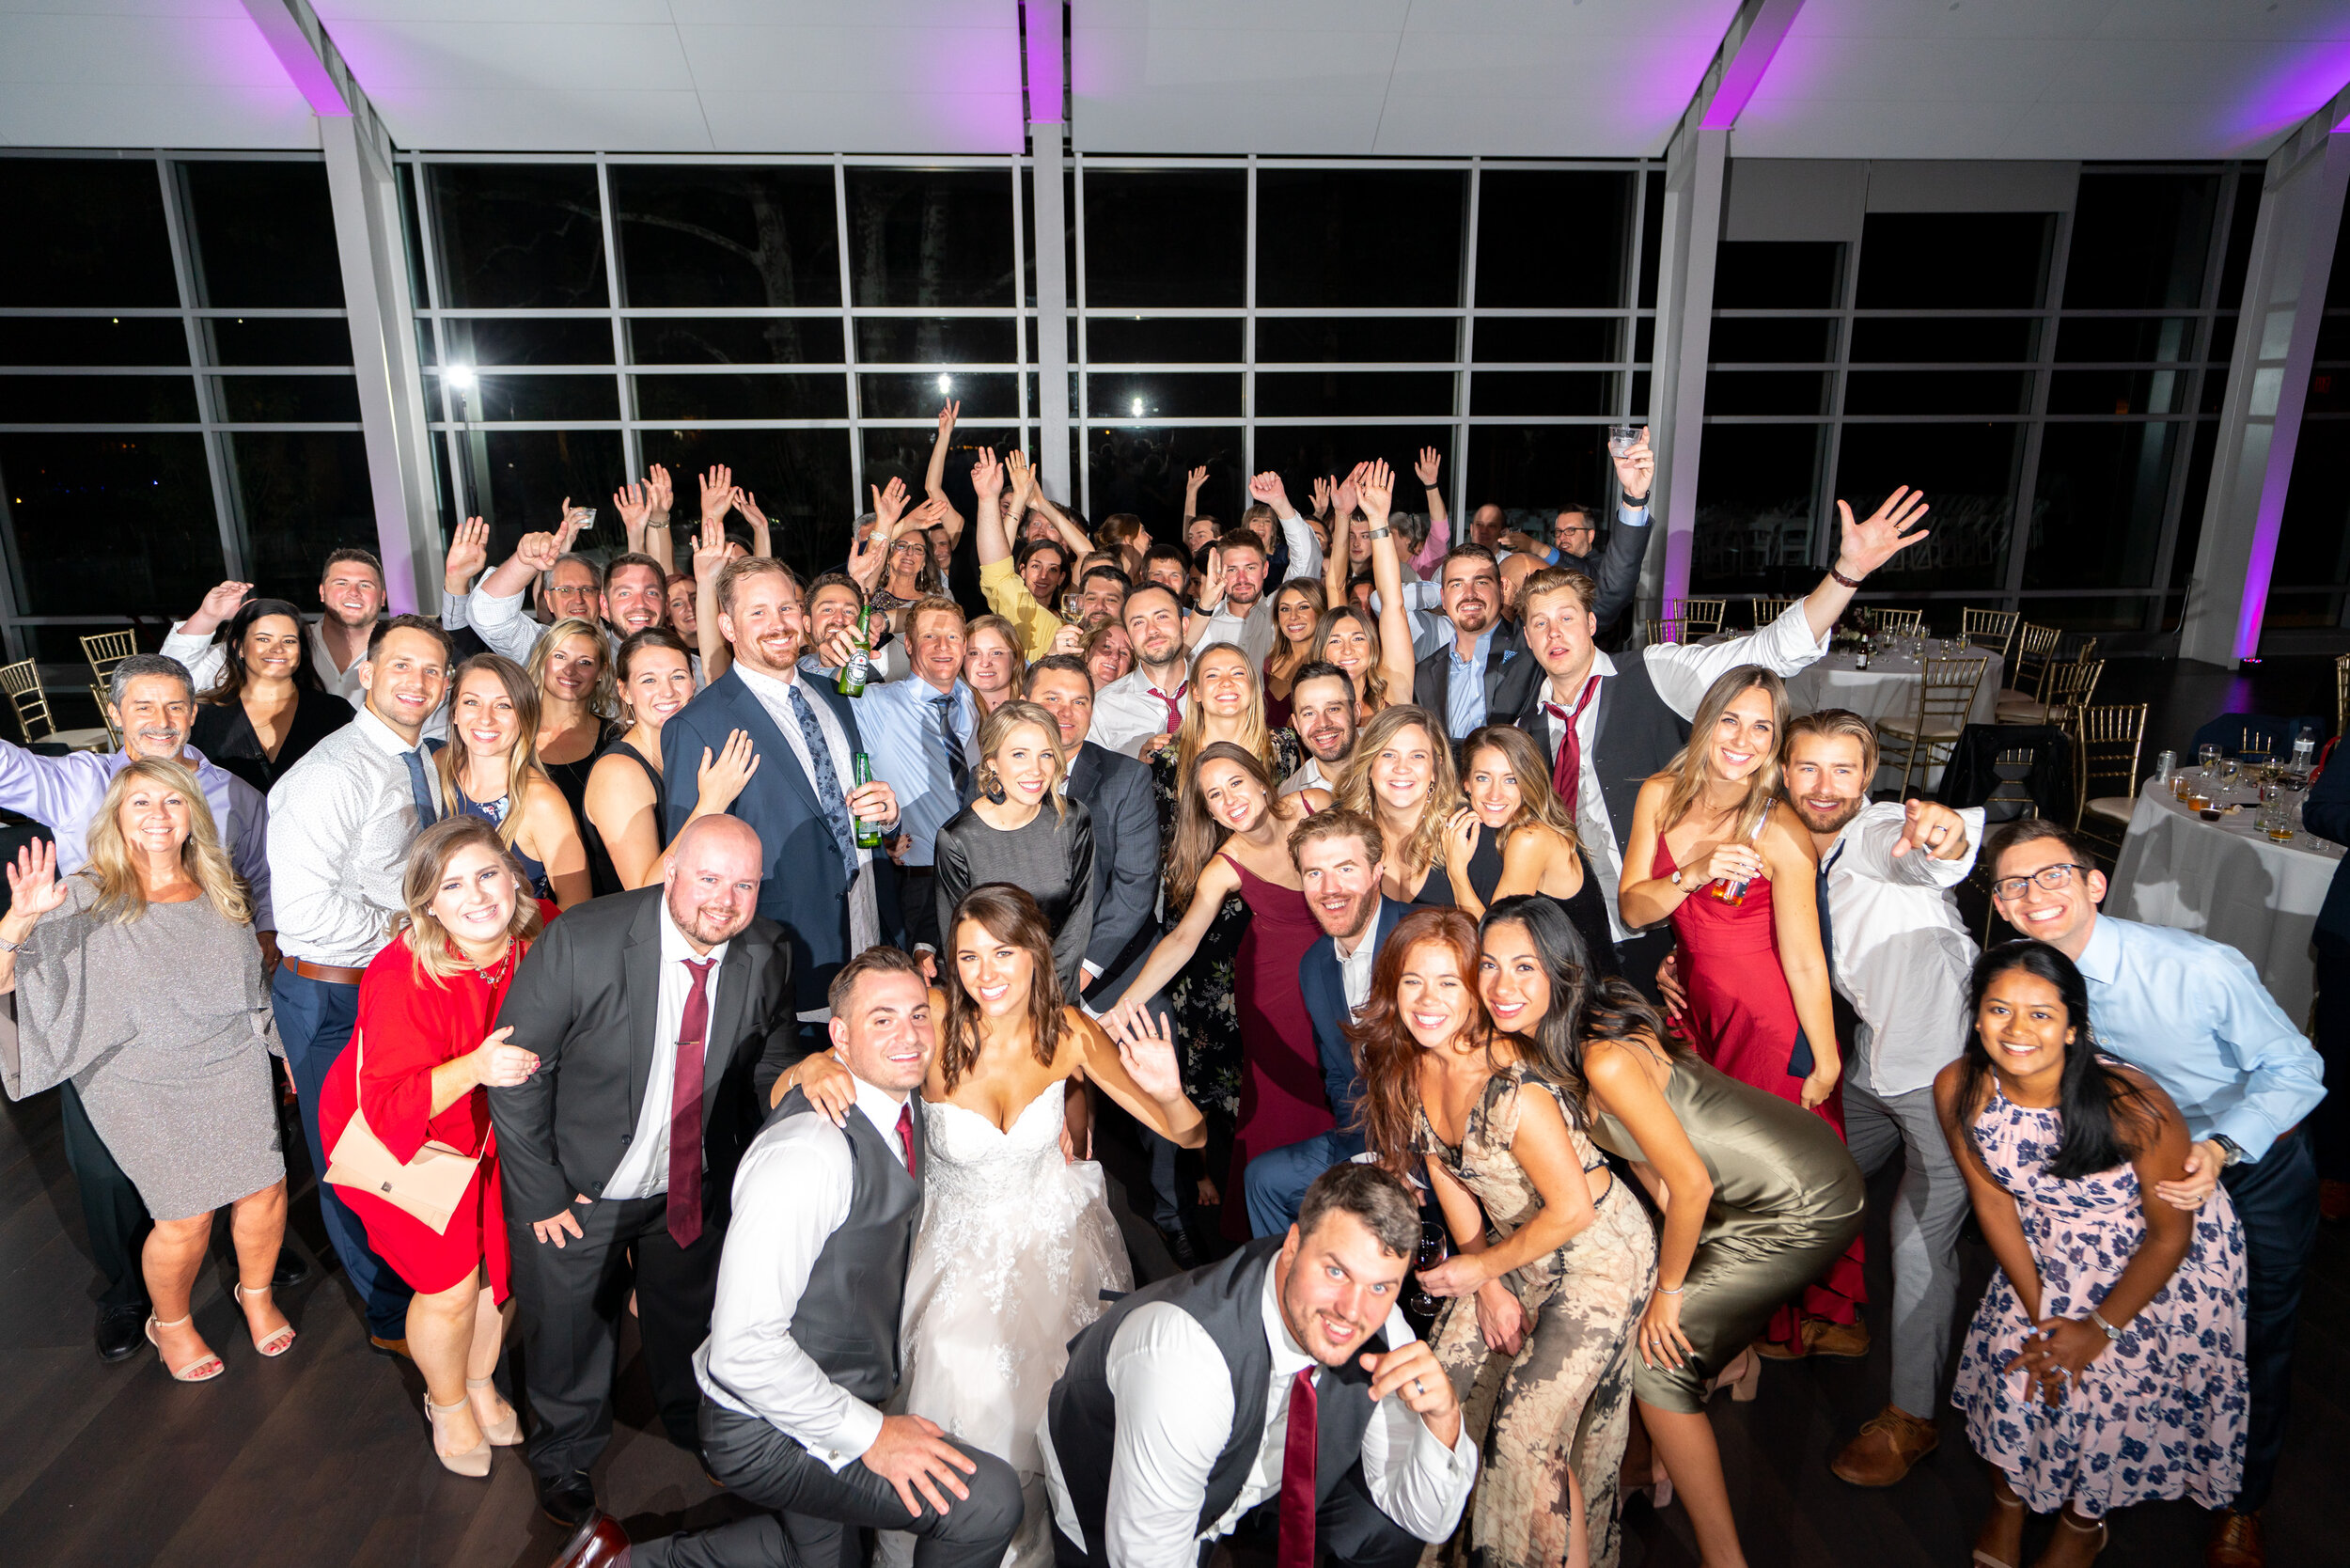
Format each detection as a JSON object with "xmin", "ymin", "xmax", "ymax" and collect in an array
[{"xmin": 2272, "ymin": 180, "xmax": 2350, "ymax": 632}]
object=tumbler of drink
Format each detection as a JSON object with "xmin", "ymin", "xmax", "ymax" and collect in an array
[{"xmin": 1607, "ymin": 423, "xmax": 1640, "ymax": 458}]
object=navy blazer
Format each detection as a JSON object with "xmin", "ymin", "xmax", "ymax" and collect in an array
[
  {"xmin": 1066, "ymin": 740, "xmax": 1160, "ymax": 1007},
  {"xmin": 661, "ymin": 666, "xmax": 895, "ymax": 1015},
  {"xmin": 1299, "ymin": 896, "xmax": 1409, "ymax": 1155}
]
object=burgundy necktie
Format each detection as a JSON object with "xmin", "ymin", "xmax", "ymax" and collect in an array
[
  {"xmin": 666, "ymin": 957, "xmax": 716, "ymax": 1247},
  {"xmin": 1150, "ymin": 682, "xmax": 1187, "ymax": 734},
  {"xmin": 1545, "ymin": 674, "xmax": 1602, "ymax": 806},
  {"xmin": 1277, "ymin": 1366, "xmax": 1318, "ymax": 1568},
  {"xmin": 895, "ymin": 1102, "xmax": 917, "ymax": 1180}
]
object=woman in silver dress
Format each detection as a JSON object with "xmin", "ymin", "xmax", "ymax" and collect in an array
[{"xmin": 1, "ymin": 757, "xmax": 290, "ymax": 1383}]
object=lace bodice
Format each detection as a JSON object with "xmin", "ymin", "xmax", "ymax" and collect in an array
[{"xmin": 920, "ymin": 1077, "xmax": 1070, "ymax": 1203}]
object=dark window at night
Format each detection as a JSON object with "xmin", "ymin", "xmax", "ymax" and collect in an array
[
  {"xmin": 0, "ymin": 159, "xmax": 179, "ymax": 307},
  {"xmin": 1084, "ymin": 169, "xmax": 1246, "ymax": 307},
  {"xmin": 609, "ymin": 165, "xmax": 841, "ymax": 310},
  {"xmin": 431, "ymin": 165, "xmax": 608, "ymax": 310},
  {"xmin": 1714, "ymin": 242, "xmax": 1841, "ymax": 309},
  {"xmin": 1256, "ymin": 169, "xmax": 1465, "ymax": 307},
  {"xmin": 180, "ymin": 161, "xmax": 346, "ymax": 309},
  {"xmin": 0, "ymin": 433, "xmax": 226, "ymax": 614},
  {"xmin": 2064, "ymin": 174, "xmax": 2217, "ymax": 310},
  {"xmin": 1475, "ymin": 171, "xmax": 1633, "ymax": 309},
  {"xmin": 1856, "ymin": 212, "xmax": 2051, "ymax": 310},
  {"xmin": 845, "ymin": 169, "xmax": 1015, "ymax": 307}
]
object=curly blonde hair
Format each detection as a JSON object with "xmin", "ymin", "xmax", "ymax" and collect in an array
[
  {"xmin": 527, "ymin": 617, "xmax": 619, "ymax": 722},
  {"xmin": 81, "ymin": 757, "xmax": 249, "ymax": 927}
]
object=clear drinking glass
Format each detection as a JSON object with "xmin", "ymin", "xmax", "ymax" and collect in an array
[
  {"xmin": 1606, "ymin": 423, "xmax": 1640, "ymax": 457},
  {"xmin": 1408, "ymin": 1221, "xmax": 1449, "ymax": 1318},
  {"xmin": 2198, "ymin": 744, "xmax": 2222, "ymax": 777}
]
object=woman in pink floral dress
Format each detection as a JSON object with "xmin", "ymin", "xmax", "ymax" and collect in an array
[{"xmin": 1937, "ymin": 941, "xmax": 2246, "ymax": 1568}]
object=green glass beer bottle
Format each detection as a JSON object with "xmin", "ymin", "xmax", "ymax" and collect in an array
[
  {"xmin": 851, "ymin": 751, "xmax": 884, "ymax": 848},
  {"xmin": 836, "ymin": 606, "xmax": 872, "ymax": 698}
]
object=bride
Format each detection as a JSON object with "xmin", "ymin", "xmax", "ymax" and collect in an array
[{"xmin": 801, "ymin": 883, "xmax": 1205, "ymax": 1564}]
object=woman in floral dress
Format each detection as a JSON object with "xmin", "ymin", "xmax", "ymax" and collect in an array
[{"xmin": 1937, "ymin": 941, "xmax": 2247, "ymax": 1568}]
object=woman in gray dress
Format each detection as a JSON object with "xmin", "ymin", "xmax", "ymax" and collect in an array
[{"xmin": 0, "ymin": 757, "xmax": 290, "ymax": 1383}]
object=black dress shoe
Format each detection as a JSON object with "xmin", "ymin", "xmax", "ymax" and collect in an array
[
  {"xmin": 270, "ymin": 1249, "xmax": 311, "ymax": 1289},
  {"xmin": 547, "ymin": 1510, "xmax": 632, "ymax": 1568},
  {"xmin": 536, "ymin": 1468, "xmax": 598, "ymax": 1530},
  {"xmin": 1159, "ymin": 1224, "xmax": 1200, "ymax": 1270},
  {"xmin": 96, "ymin": 1303, "xmax": 149, "ymax": 1363}
]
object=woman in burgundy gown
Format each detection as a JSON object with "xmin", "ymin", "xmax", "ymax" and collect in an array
[
  {"xmin": 1104, "ymin": 741, "xmax": 1332, "ymax": 1237},
  {"xmin": 1620, "ymin": 666, "xmax": 1866, "ymax": 1355}
]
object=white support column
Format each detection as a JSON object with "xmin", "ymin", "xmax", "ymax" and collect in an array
[
  {"xmin": 1648, "ymin": 126, "xmax": 1727, "ymax": 614},
  {"xmin": 2179, "ymin": 110, "xmax": 2350, "ymax": 667},
  {"xmin": 1025, "ymin": 0, "xmax": 1073, "ymax": 504},
  {"xmin": 244, "ymin": 0, "xmax": 440, "ymax": 613}
]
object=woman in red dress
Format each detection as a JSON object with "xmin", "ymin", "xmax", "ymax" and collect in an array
[
  {"xmin": 1619, "ymin": 666, "xmax": 1866, "ymax": 1357},
  {"xmin": 1107, "ymin": 741, "xmax": 1331, "ymax": 1238},
  {"xmin": 320, "ymin": 816, "xmax": 553, "ymax": 1476}
]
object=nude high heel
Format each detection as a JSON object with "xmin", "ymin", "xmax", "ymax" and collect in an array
[
  {"xmin": 231, "ymin": 1282, "xmax": 296, "ymax": 1356},
  {"xmin": 466, "ymin": 1375, "xmax": 523, "ymax": 1447},
  {"xmin": 426, "ymin": 1396, "xmax": 493, "ymax": 1478},
  {"xmin": 1706, "ymin": 1347, "xmax": 1761, "ymax": 1403},
  {"xmin": 144, "ymin": 1313, "xmax": 224, "ymax": 1383}
]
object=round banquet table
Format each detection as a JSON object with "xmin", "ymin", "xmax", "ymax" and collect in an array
[
  {"xmin": 1786, "ymin": 647, "xmax": 2003, "ymax": 791},
  {"xmin": 2107, "ymin": 782, "xmax": 2341, "ymax": 1022}
]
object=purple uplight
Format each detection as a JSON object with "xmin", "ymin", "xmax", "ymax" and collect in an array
[
  {"xmin": 1700, "ymin": 0, "xmax": 1805, "ymax": 131},
  {"xmin": 240, "ymin": 0, "xmax": 349, "ymax": 118},
  {"xmin": 1023, "ymin": 0, "xmax": 1065, "ymax": 126},
  {"xmin": 2233, "ymin": 42, "xmax": 2350, "ymax": 152},
  {"xmin": 2237, "ymin": 461, "xmax": 2295, "ymax": 664}
]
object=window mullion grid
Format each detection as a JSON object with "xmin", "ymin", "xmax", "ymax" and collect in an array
[
  {"xmin": 1814, "ymin": 229, "xmax": 1861, "ymax": 576},
  {"xmin": 2002, "ymin": 207, "xmax": 2074, "ymax": 606},
  {"xmin": 156, "ymin": 154, "xmax": 249, "ymax": 583},
  {"xmin": 834, "ymin": 156, "xmax": 863, "ymax": 511},
  {"xmin": 596, "ymin": 156, "xmax": 641, "ymax": 485},
  {"xmin": 1012, "ymin": 152, "xmax": 1030, "ymax": 459},
  {"xmin": 1073, "ymin": 151, "xmax": 1090, "ymax": 516},
  {"xmin": 1458, "ymin": 159, "xmax": 1478, "ymax": 496},
  {"xmin": 2145, "ymin": 167, "xmax": 2241, "ymax": 629}
]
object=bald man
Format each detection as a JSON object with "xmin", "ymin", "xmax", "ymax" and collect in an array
[{"xmin": 489, "ymin": 816, "xmax": 802, "ymax": 1529}]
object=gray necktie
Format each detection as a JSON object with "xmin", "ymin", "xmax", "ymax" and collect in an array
[
  {"xmin": 401, "ymin": 749, "xmax": 438, "ymax": 827},
  {"xmin": 787, "ymin": 683, "xmax": 859, "ymax": 878}
]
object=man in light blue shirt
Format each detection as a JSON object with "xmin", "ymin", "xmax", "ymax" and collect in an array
[
  {"xmin": 858, "ymin": 596, "xmax": 976, "ymax": 959},
  {"xmin": 1989, "ymin": 818, "xmax": 2322, "ymax": 1563}
]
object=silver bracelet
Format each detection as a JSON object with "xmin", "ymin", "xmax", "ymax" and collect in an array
[
  {"xmin": 2087, "ymin": 1309, "xmax": 2122, "ymax": 1342},
  {"xmin": 1656, "ymin": 1283, "xmax": 1685, "ymax": 1296}
]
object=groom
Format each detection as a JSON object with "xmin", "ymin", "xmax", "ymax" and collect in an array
[
  {"xmin": 552, "ymin": 945, "xmax": 1023, "ymax": 1568},
  {"xmin": 1040, "ymin": 1163, "xmax": 1477, "ymax": 1568}
]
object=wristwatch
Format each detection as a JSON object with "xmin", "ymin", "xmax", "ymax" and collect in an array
[
  {"xmin": 1668, "ymin": 869, "xmax": 1684, "ymax": 887},
  {"xmin": 2208, "ymin": 1135, "xmax": 2244, "ymax": 1167},
  {"xmin": 1366, "ymin": 526, "xmax": 1392, "ymax": 540}
]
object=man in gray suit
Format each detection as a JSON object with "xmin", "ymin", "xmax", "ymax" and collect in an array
[{"xmin": 1026, "ymin": 654, "xmax": 1159, "ymax": 1009}]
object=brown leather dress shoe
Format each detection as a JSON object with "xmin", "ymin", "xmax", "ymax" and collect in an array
[
  {"xmin": 2206, "ymin": 1509, "xmax": 2264, "ymax": 1568},
  {"xmin": 368, "ymin": 1335, "xmax": 412, "ymax": 1360},
  {"xmin": 1830, "ymin": 1403, "xmax": 1939, "ymax": 1485},
  {"xmin": 549, "ymin": 1512, "xmax": 633, "ymax": 1568},
  {"xmin": 1758, "ymin": 1313, "xmax": 1872, "ymax": 1360}
]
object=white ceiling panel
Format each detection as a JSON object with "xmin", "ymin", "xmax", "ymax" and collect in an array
[
  {"xmin": 0, "ymin": 7, "xmax": 318, "ymax": 148},
  {"xmin": 1732, "ymin": 0, "xmax": 2350, "ymax": 159}
]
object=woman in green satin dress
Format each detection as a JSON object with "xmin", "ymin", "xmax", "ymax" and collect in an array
[{"xmin": 1566, "ymin": 937, "xmax": 1865, "ymax": 1567}]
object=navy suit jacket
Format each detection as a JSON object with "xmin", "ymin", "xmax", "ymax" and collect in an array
[
  {"xmin": 1066, "ymin": 740, "xmax": 1160, "ymax": 1008},
  {"xmin": 1299, "ymin": 896, "xmax": 1408, "ymax": 1156},
  {"xmin": 661, "ymin": 666, "xmax": 895, "ymax": 1015}
]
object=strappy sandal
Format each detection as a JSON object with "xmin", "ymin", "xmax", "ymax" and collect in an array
[
  {"xmin": 426, "ymin": 1396, "xmax": 492, "ymax": 1478},
  {"xmin": 145, "ymin": 1313, "xmax": 224, "ymax": 1383},
  {"xmin": 1973, "ymin": 1488, "xmax": 2028, "ymax": 1568},
  {"xmin": 230, "ymin": 1283, "xmax": 295, "ymax": 1357},
  {"xmin": 2034, "ymin": 1512, "xmax": 2108, "ymax": 1566},
  {"xmin": 466, "ymin": 1375, "xmax": 523, "ymax": 1447}
]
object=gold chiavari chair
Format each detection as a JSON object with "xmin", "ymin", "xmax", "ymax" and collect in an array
[{"xmin": 1879, "ymin": 655, "xmax": 1989, "ymax": 795}]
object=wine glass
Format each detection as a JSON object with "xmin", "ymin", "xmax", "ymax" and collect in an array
[{"xmin": 1408, "ymin": 1221, "xmax": 1449, "ymax": 1318}]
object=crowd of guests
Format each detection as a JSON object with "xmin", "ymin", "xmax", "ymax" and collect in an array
[{"xmin": 0, "ymin": 401, "xmax": 2327, "ymax": 1568}]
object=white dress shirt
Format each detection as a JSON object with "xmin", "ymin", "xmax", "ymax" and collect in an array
[
  {"xmin": 1193, "ymin": 510, "xmax": 1325, "ymax": 666},
  {"xmin": 265, "ymin": 706, "xmax": 435, "ymax": 967},
  {"xmin": 1337, "ymin": 901, "xmax": 1382, "ymax": 1012},
  {"xmin": 460, "ymin": 586, "xmax": 705, "ymax": 689},
  {"xmin": 1821, "ymin": 802, "xmax": 1984, "ymax": 1097},
  {"xmin": 1090, "ymin": 666, "xmax": 1191, "ymax": 760},
  {"xmin": 695, "ymin": 1073, "xmax": 912, "ymax": 1470},
  {"xmin": 600, "ymin": 902, "xmax": 734, "ymax": 1200},
  {"xmin": 732, "ymin": 662, "xmax": 880, "ymax": 979},
  {"xmin": 1038, "ymin": 1260, "xmax": 1477, "ymax": 1568},
  {"xmin": 1534, "ymin": 598, "xmax": 1830, "ymax": 942},
  {"xmin": 1280, "ymin": 756, "xmax": 1336, "ymax": 798}
]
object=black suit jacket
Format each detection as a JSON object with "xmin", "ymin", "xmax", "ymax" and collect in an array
[
  {"xmin": 1066, "ymin": 739, "xmax": 1160, "ymax": 1007},
  {"xmin": 486, "ymin": 886, "xmax": 797, "ymax": 1227},
  {"xmin": 1412, "ymin": 619, "xmax": 1525, "ymax": 736},
  {"xmin": 661, "ymin": 666, "xmax": 896, "ymax": 1015},
  {"xmin": 1298, "ymin": 896, "xmax": 1407, "ymax": 1153}
]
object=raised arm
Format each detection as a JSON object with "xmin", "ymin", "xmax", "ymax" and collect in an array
[
  {"xmin": 970, "ymin": 447, "xmax": 1010, "ymax": 567},
  {"xmin": 1079, "ymin": 1007, "xmax": 1205, "ymax": 1148},
  {"xmin": 1800, "ymin": 487, "xmax": 1932, "ymax": 642},
  {"xmin": 1357, "ymin": 461, "xmax": 1421, "ymax": 704},
  {"xmin": 731, "ymin": 486, "xmax": 774, "ymax": 561},
  {"xmin": 690, "ymin": 514, "xmax": 732, "ymax": 682},
  {"xmin": 1409, "ymin": 447, "xmax": 1450, "ymax": 574}
]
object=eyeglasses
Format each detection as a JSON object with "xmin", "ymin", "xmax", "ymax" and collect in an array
[{"xmin": 1989, "ymin": 863, "xmax": 2092, "ymax": 901}]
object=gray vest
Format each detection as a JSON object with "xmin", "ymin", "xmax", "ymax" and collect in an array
[
  {"xmin": 1045, "ymin": 1238, "xmax": 1386, "ymax": 1568},
  {"xmin": 1502, "ymin": 651, "xmax": 1690, "ymax": 854},
  {"xmin": 775, "ymin": 1086, "xmax": 925, "ymax": 1403}
]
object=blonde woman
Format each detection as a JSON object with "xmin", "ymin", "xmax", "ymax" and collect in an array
[
  {"xmin": 583, "ymin": 628, "xmax": 760, "ymax": 891},
  {"xmin": 439, "ymin": 653, "xmax": 590, "ymax": 909},
  {"xmin": 1319, "ymin": 457, "xmax": 1419, "ymax": 718},
  {"xmin": 1336, "ymin": 702, "xmax": 1461, "ymax": 907},
  {"xmin": 1443, "ymin": 724, "xmax": 1618, "ymax": 975},
  {"xmin": 1146, "ymin": 639, "xmax": 1303, "ymax": 840},
  {"xmin": 1618, "ymin": 664, "xmax": 1863, "ymax": 1356},
  {"xmin": 1262, "ymin": 577, "xmax": 1326, "ymax": 729},
  {"xmin": 319, "ymin": 816, "xmax": 550, "ymax": 1475},
  {"xmin": 525, "ymin": 616, "xmax": 615, "ymax": 839},
  {"xmin": 964, "ymin": 612, "xmax": 1027, "ymax": 717},
  {"xmin": 1, "ymin": 758, "xmax": 290, "ymax": 1382},
  {"xmin": 932, "ymin": 699, "xmax": 1097, "ymax": 995}
]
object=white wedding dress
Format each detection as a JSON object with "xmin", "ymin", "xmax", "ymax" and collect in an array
[{"xmin": 880, "ymin": 1078, "xmax": 1134, "ymax": 1568}]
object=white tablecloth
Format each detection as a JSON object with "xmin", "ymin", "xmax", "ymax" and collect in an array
[
  {"xmin": 2107, "ymin": 784, "xmax": 2342, "ymax": 1022},
  {"xmin": 1785, "ymin": 649, "xmax": 2004, "ymax": 729}
]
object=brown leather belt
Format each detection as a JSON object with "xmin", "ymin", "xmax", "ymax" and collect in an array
[{"xmin": 292, "ymin": 959, "xmax": 367, "ymax": 985}]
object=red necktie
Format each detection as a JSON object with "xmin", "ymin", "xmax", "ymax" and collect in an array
[
  {"xmin": 896, "ymin": 1102, "xmax": 918, "ymax": 1180},
  {"xmin": 666, "ymin": 957, "xmax": 717, "ymax": 1247},
  {"xmin": 1545, "ymin": 674, "xmax": 1602, "ymax": 806},
  {"xmin": 1277, "ymin": 1367, "xmax": 1318, "ymax": 1568},
  {"xmin": 1150, "ymin": 682, "xmax": 1187, "ymax": 734}
]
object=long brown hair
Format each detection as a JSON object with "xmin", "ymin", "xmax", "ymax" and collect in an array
[
  {"xmin": 1167, "ymin": 740, "xmax": 1299, "ymax": 914},
  {"xmin": 438, "ymin": 653, "xmax": 547, "ymax": 850},
  {"xmin": 1461, "ymin": 724, "xmax": 1580, "ymax": 855},
  {"xmin": 1654, "ymin": 665, "xmax": 1788, "ymax": 844},
  {"xmin": 1313, "ymin": 605, "xmax": 1390, "ymax": 711},
  {"xmin": 1344, "ymin": 908, "xmax": 1491, "ymax": 1177},
  {"xmin": 938, "ymin": 884, "xmax": 1070, "ymax": 1094},
  {"xmin": 1268, "ymin": 579, "xmax": 1328, "ymax": 682},
  {"xmin": 398, "ymin": 815, "xmax": 546, "ymax": 987},
  {"xmin": 1336, "ymin": 704, "xmax": 1461, "ymax": 883},
  {"xmin": 1171, "ymin": 639, "xmax": 1275, "ymax": 783},
  {"xmin": 973, "ymin": 699, "xmax": 1067, "ymax": 820}
]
